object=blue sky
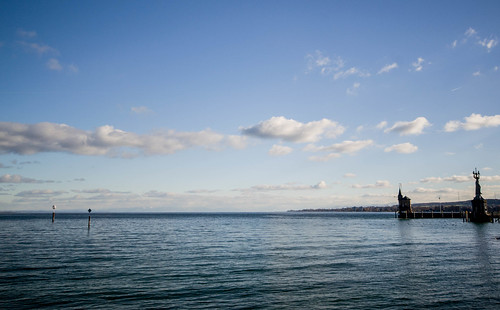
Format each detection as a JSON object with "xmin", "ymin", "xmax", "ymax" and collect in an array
[{"xmin": 1, "ymin": 0, "xmax": 500, "ymax": 212}]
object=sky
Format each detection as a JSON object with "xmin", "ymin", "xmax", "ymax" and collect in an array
[{"xmin": 1, "ymin": 0, "xmax": 500, "ymax": 212}]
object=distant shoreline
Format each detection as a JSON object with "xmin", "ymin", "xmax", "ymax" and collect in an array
[{"xmin": 290, "ymin": 199, "xmax": 500, "ymax": 213}]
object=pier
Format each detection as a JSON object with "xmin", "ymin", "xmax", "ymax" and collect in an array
[
  {"xmin": 396, "ymin": 210, "xmax": 465, "ymax": 219},
  {"xmin": 397, "ymin": 169, "xmax": 499, "ymax": 223}
]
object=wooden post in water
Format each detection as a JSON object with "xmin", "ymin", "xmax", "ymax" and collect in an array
[
  {"xmin": 88, "ymin": 208, "xmax": 92, "ymax": 228},
  {"xmin": 52, "ymin": 205, "xmax": 56, "ymax": 222}
]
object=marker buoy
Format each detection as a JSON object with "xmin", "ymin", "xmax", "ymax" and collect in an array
[{"xmin": 88, "ymin": 208, "xmax": 92, "ymax": 228}]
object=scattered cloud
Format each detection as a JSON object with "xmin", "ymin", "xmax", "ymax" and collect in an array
[
  {"xmin": 306, "ymin": 50, "xmax": 344, "ymax": 75},
  {"xmin": 352, "ymin": 180, "xmax": 391, "ymax": 189},
  {"xmin": 377, "ymin": 62, "xmax": 398, "ymax": 74},
  {"xmin": 305, "ymin": 140, "xmax": 374, "ymax": 154},
  {"xmin": 410, "ymin": 187, "xmax": 455, "ymax": 194},
  {"xmin": 305, "ymin": 51, "xmax": 370, "ymax": 81},
  {"xmin": 15, "ymin": 189, "xmax": 67, "ymax": 197},
  {"xmin": 465, "ymin": 27, "xmax": 477, "ymax": 38},
  {"xmin": 18, "ymin": 41, "xmax": 58, "ymax": 55},
  {"xmin": 376, "ymin": 121, "xmax": 387, "ymax": 130},
  {"xmin": 131, "ymin": 106, "xmax": 153, "ymax": 114},
  {"xmin": 308, "ymin": 153, "xmax": 341, "ymax": 162},
  {"xmin": 17, "ymin": 29, "xmax": 37, "ymax": 38},
  {"xmin": 0, "ymin": 122, "xmax": 247, "ymax": 157},
  {"xmin": 455, "ymin": 27, "xmax": 498, "ymax": 52},
  {"xmin": 247, "ymin": 181, "xmax": 327, "ymax": 191},
  {"xmin": 0, "ymin": 174, "xmax": 54, "ymax": 183},
  {"xmin": 472, "ymin": 71, "xmax": 481, "ymax": 76},
  {"xmin": 478, "ymin": 37, "xmax": 498, "ymax": 52},
  {"xmin": 444, "ymin": 113, "xmax": 500, "ymax": 132},
  {"xmin": 384, "ymin": 117, "xmax": 431, "ymax": 135},
  {"xmin": 420, "ymin": 175, "xmax": 470, "ymax": 183},
  {"xmin": 241, "ymin": 116, "xmax": 345, "ymax": 143},
  {"xmin": 344, "ymin": 173, "xmax": 356, "ymax": 178},
  {"xmin": 68, "ymin": 64, "xmax": 79, "ymax": 73},
  {"xmin": 47, "ymin": 58, "xmax": 63, "ymax": 71},
  {"xmin": 268, "ymin": 144, "xmax": 293, "ymax": 156},
  {"xmin": 384, "ymin": 142, "xmax": 418, "ymax": 154},
  {"xmin": 411, "ymin": 57, "xmax": 425, "ymax": 72},
  {"xmin": 334, "ymin": 67, "xmax": 370, "ymax": 80},
  {"xmin": 346, "ymin": 82, "xmax": 360, "ymax": 95},
  {"xmin": 483, "ymin": 175, "xmax": 500, "ymax": 182},
  {"xmin": 305, "ymin": 140, "xmax": 373, "ymax": 162}
]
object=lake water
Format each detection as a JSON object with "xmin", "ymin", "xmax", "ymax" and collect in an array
[{"xmin": 1, "ymin": 212, "xmax": 499, "ymax": 309}]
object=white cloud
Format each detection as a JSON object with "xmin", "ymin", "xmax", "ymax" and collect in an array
[
  {"xmin": 18, "ymin": 41, "xmax": 58, "ymax": 55},
  {"xmin": 465, "ymin": 27, "xmax": 477, "ymax": 37},
  {"xmin": 494, "ymin": 66, "xmax": 499, "ymax": 72},
  {"xmin": 313, "ymin": 181, "xmax": 327, "ymax": 189},
  {"xmin": 344, "ymin": 173, "xmax": 356, "ymax": 178},
  {"xmin": 306, "ymin": 140, "xmax": 374, "ymax": 154},
  {"xmin": 15, "ymin": 189, "xmax": 67, "ymax": 197},
  {"xmin": 17, "ymin": 29, "xmax": 37, "ymax": 38},
  {"xmin": 411, "ymin": 57, "xmax": 425, "ymax": 72},
  {"xmin": 0, "ymin": 174, "xmax": 53, "ymax": 183},
  {"xmin": 308, "ymin": 153, "xmax": 342, "ymax": 162},
  {"xmin": 0, "ymin": 122, "xmax": 247, "ymax": 157},
  {"xmin": 451, "ymin": 40, "xmax": 458, "ymax": 48},
  {"xmin": 268, "ymin": 144, "xmax": 293, "ymax": 156},
  {"xmin": 444, "ymin": 113, "xmax": 500, "ymax": 132},
  {"xmin": 411, "ymin": 187, "xmax": 455, "ymax": 194},
  {"xmin": 384, "ymin": 117, "xmax": 431, "ymax": 135},
  {"xmin": 68, "ymin": 64, "xmax": 79, "ymax": 73},
  {"xmin": 346, "ymin": 82, "xmax": 360, "ymax": 95},
  {"xmin": 420, "ymin": 175, "xmax": 470, "ymax": 183},
  {"xmin": 241, "ymin": 116, "xmax": 345, "ymax": 143},
  {"xmin": 384, "ymin": 142, "xmax": 418, "ymax": 154},
  {"xmin": 248, "ymin": 181, "xmax": 327, "ymax": 191},
  {"xmin": 306, "ymin": 50, "xmax": 344, "ymax": 74},
  {"xmin": 483, "ymin": 175, "xmax": 500, "ymax": 182},
  {"xmin": 458, "ymin": 27, "xmax": 498, "ymax": 52},
  {"xmin": 376, "ymin": 121, "xmax": 387, "ymax": 129},
  {"xmin": 131, "ymin": 106, "xmax": 153, "ymax": 114},
  {"xmin": 478, "ymin": 37, "xmax": 498, "ymax": 52},
  {"xmin": 352, "ymin": 180, "xmax": 391, "ymax": 189},
  {"xmin": 47, "ymin": 58, "xmax": 63, "ymax": 71},
  {"xmin": 334, "ymin": 67, "xmax": 370, "ymax": 80},
  {"xmin": 224, "ymin": 135, "xmax": 248, "ymax": 150},
  {"xmin": 377, "ymin": 62, "xmax": 398, "ymax": 74},
  {"xmin": 472, "ymin": 71, "xmax": 481, "ymax": 76}
]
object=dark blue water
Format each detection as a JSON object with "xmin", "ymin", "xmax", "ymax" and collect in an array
[{"xmin": 1, "ymin": 212, "xmax": 499, "ymax": 309}]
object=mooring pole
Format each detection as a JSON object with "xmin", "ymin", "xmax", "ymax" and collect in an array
[
  {"xmin": 52, "ymin": 205, "xmax": 56, "ymax": 222},
  {"xmin": 88, "ymin": 208, "xmax": 92, "ymax": 228}
]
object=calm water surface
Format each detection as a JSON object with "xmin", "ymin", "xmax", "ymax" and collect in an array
[{"xmin": 1, "ymin": 212, "xmax": 499, "ymax": 309}]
